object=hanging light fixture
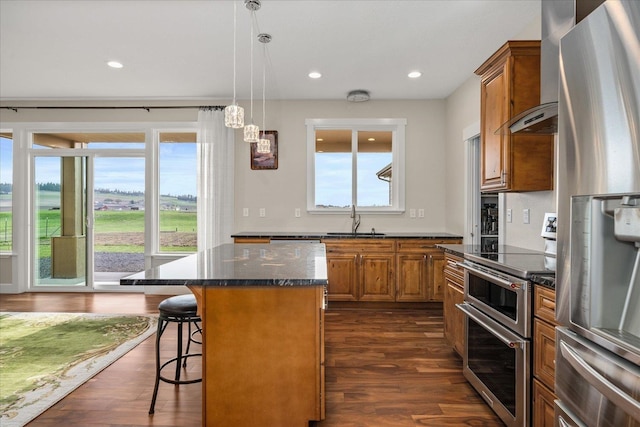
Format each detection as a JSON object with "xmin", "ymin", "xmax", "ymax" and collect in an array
[
  {"xmin": 224, "ymin": 1, "xmax": 244, "ymax": 128},
  {"xmin": 257, "ymin": 32, "xmax": 271, "ymax": 154},
  {"xmin": 243, "ymin": 0, "xmax": 261, "ymax": 142}
]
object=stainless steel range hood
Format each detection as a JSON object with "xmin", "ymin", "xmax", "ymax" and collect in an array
[{"xmin": 500, "ymin": 0, "xmax": 604, "ymax": 135}]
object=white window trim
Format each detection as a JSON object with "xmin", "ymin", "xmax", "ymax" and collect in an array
[{"xmin": 305, "ymin": 118, "xmax": 406, "ymax": 214}]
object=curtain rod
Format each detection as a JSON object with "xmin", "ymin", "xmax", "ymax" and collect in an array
[{"xmin": 3, "ymin": 105, "xmax": 225, "ymax": 112}]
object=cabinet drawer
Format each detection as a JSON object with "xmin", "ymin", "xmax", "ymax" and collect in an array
[
  {"xmin": 533, "ymin": 318, "xmax": 556, "ymax": 390},
  {"xmin": 534, "ymin": 286, "xmax": 556, "ymax": 324},
  {"xmin": 443, "ymin": 253, "xmax": 464, "ymax": 283},
  {"xmin": 322, "ymin": 239, "xmax": 396, "ymax": 253}
]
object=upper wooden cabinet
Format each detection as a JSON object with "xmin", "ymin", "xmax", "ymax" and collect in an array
[{"xmin": 475, "ymin": 41, "xmax": 554, "ymax": 192}]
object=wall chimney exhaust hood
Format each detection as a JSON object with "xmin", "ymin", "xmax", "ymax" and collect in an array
[
  {"xmin": 499, "ymin": 0, "xmax": 604, "ymax": 135},
  {"xmin": 497, "ymin": 102, "xmax": 558, "ymax": 135}
]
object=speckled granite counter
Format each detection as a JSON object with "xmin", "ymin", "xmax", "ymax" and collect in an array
[
  {"xmin": 232, "ymin": 231, "xmax": 463, "ymax": 240},
  {"xmin": 436, "ymin": 244, "xmax": 544, "ymax": 258},
  {"xmin": 436, "ymin": 243, "xmax": 555, "ymax": 289},
  {"xmin": 120, "ymin": 243, "xmax": 327, "ymax": 287},
  {"xmin": 123, "ymin": 243, "xmax": 328, "ymax": 426}
]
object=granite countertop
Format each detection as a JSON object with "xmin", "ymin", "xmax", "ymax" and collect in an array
[
  {"xmin": 120, "ymin": 243, "xmax": 327, "ymax": 287},
  {"xmin": 436, "ymin": 244, "xmax": 545, "ymax": 258},
  {"xmin": 232, "ymin": 231, "xmax": 463, "ymax": 240},
  {"xmin": 437, "ymin": 244, "xmax": 556, "ymax": 289}
]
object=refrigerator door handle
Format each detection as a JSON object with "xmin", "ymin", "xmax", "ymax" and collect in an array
[{"xmin": 559, "ymin": 340, "xmax": 640, "ymax": 420}]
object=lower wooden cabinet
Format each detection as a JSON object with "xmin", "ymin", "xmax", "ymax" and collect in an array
[
  {"xmin": 325, "ymin": 238, "xmax": 461, "ymax": 303},
  {"xmin": 533, "ymin": 379, "xmax": 556, "ymax": 427},
  {"xmin": 323, "ymin": 239, "xmax": 396, "ymax": 302},
  {"xmin": 533, "ymin": 285, "xmax": 557, "ymax": 427},
  {"xmin": 443, "ymin": 252, "xmax": 465, "ymax": 356}
]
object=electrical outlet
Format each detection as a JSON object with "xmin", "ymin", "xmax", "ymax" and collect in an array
[
  {"xmin": 294, "ymin": 208, "xmax": 301, "ymax": 218},
  {"xmin": 410, "ymin": 209, "xmax": 416, "ymax": 218},
  {"xmin": 418, "ymin": 209, "xmax": 425, "ymax": 218},
  {"xmin": 243, "ymin": 208, "xmax": 249, "ymax": 217},
  {"xmin": 259, "ymin": 208, "xmax": 266, "ymax": 217},
  {"xmin": 506, "ymin": 209, "xmax": 513, "ymax": 223},
  {"xmin": 523, "ymin": 208, "xmax": 530, "ymax": 224}
]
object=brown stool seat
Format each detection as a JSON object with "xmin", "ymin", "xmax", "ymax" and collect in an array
[{"xmin": 149, "ymin": 294, "xmax": 202, "ymax": 415}]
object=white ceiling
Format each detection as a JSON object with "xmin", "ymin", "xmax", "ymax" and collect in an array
[{"xmin": 0, "ymin": 0, "xmax": 541, "ymax": 102}]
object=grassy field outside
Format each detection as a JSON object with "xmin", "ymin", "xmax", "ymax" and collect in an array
[{"xmin": 0, "ymin": 192, "xmax": 197, "ymax": 253}]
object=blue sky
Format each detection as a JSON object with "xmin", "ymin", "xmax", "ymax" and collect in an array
[
  {"xmin": 1, "ymin": 138, "xmax": 197, "ymax": 197},
  {"xmin": 2, "ymin": 137, "xmax": 389, "ymax": 204}
]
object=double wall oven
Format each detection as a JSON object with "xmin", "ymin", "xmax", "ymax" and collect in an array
[{"xmin": 457, "ymin": 251, "xmax": 553, "ymax": 427}]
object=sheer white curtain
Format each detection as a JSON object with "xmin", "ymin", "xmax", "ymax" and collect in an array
[{"xmin": 197, "ymin": 107, "xmax": 235, "ymax": 251}]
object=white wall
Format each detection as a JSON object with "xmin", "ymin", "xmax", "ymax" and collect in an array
[
  {"xmin": 233, "ymin": 99, "xmax": 450, "ymax": 234},
  {"xmin": 443, "ymin": 11, "xmax": 553, "ymax": 252}
]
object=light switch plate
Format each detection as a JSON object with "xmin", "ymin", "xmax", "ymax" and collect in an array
[
  {"xmin": 259, "ymin": 208, "xmax": 266, "ymax": 217},
  {"xmin": 243, "ymin": 208, "xmax": 249, "ymax": 217},
  {"xmin": 523, "ymin": 208, "xmax": 530, "ymax": 224},
  {"xmin": 506, "ymin": 209, "xmax": 512, "ymax": 223},
  {"xmin": 410, "ymin": 209, "xmax": 416, "ymax": 218},
  {"xmin": 294, "ymin": 208, "xmax": 301, "ymax": 218}
]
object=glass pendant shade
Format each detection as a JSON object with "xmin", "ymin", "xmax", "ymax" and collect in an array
[
  {"xmin": 224, "ymin": 104, "xmax": 245, "ymax": 128},
  {"xmin": 244, "ymin": 123, "xmax": 259, "ymax": 142},
  {"xmin": 257, "ymin": 137, "xmax": 270, "ymax": 153}
]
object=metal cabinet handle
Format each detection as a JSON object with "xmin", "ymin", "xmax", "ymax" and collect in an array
[{"xmin": 559, "ymin": 340, "xmax": 640, "ymax": 420}]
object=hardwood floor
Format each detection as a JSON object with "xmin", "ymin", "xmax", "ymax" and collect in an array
[{"xmin": 0, "ymin": 293, "xmax": 503, "ymax": 427}]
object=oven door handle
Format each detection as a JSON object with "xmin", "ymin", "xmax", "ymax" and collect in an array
[
  {"xmin": 457, "ymin": 303, "xmax": 524, "ymax": 349},
  {"xmin": 559, "ymin": 340, "xmax": 640, "ymax": 419},
  {"xmin": 460, "ymin": 262, "xmax": 524, "ymax": 291}
]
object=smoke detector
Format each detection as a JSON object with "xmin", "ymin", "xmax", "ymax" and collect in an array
[{"xmin": 347, "ymin": 90, "xmax": 370, "ymax": 102}]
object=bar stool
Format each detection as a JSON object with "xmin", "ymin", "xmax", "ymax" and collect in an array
[{"xmin": 149, "ymin": 294, "xmax": 202, "ymax": 415}]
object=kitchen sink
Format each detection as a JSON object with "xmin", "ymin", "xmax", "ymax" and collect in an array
[{"xmin": 326, "ymin": 232, "xmax": 385, "ymax": 237}]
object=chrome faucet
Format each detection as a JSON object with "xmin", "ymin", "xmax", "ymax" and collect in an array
[{"xmin": 351, "ymin": 205, "xmax": 361, "ymax": 234}]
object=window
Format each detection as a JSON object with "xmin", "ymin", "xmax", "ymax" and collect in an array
[
  {"xmin": 0, "ymin": 134, "xmax": 12, "ymax": 252},
  {"xmin": 306, "ymin": 118, "xmax": 406, "ymax": 213},
  {"xmin": 158, "ymin": 132, "xmax": 197, "ymax": 253}
]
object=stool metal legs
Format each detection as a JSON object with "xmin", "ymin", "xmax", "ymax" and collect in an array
[{"xmin": 149, "ymin": 315, "xmax": 202, "ymax": 415}]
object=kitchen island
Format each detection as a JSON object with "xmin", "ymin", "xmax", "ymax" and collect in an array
[{"xmin": 121, "ymin": 243, "xmax": 328, "ymax": 427}]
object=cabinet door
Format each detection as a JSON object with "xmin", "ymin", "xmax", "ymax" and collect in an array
[
  {"xmin": 444, "ymin": 280, "xmax": 465, "ymax": 356},
  {"xmin": 480, "ymin": 62, "xmax": 509, "ymax": 191},
  {"xmin": 359, "ymin": 253, "xmax": 395, "ymax": 302},
  {"xmin": 325, "ymin": 253, "xmax": 358, "ymax": 301},
  {"xmin": 533, "ymin": 379, "xmax": 556, "ymax": 427},
  {"xmin": 396, "ymin": 253, "xmax": 428, "ymax": 302},
  {"xmin": 534, "ymin": 317, "xmax": 557, "ymax": 389},
  {"xmin": 427, "ymin": 251, "xmax": 446, "ymax": 302}
]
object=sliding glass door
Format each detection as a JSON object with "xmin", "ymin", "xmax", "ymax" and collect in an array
[
  {"xmin": 34, "ymin": 155, "xmax": 88, "ymax": 287},
  {"xmin": 32, "ymin": 133, "xmax": 146, "ymax": 289}
]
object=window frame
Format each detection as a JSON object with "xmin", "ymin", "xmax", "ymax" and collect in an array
[{"xmin": 305, "ymin": 118, "xmax": 406, "ymax": 214}]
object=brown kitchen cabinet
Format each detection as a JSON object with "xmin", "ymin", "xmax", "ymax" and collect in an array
[
  {"xmin": 324, "ymin": 238, "xmax": 461, "ymax": 303},
  {"xmin": 396, "ymin": 239, "xmax": 461, "ymax": 302},
  {"xmin": 323, "ymin": 239, "xmax": 396, "ymax": 302},
  {"xmin": 475, "ymin": 40, "xmax": 554, "ymax": 192},
  {"xmin": 443, "ymin": 252, "xmax": 465, "ymax": 356},
  {"xmin": 533, "ymin": 285, "xmax": 557, "ymax": 427},
  {"xmin": 191, "ymin": 285, "xmax": 325, "ymax": 426}
]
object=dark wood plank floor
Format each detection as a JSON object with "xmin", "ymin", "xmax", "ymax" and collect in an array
[{"xmin": 0, "ymin": 293, "xmax": 503, "ymax": 427}]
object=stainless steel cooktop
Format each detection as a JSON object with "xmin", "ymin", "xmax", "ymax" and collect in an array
[{"xmin": 464, "ymin": 252, "xmax": 556, "ymax": 279}]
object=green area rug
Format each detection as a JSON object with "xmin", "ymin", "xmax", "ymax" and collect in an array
[{"xmin": 0, "ymin": 312, "xmax": 157, "ymax": 427}]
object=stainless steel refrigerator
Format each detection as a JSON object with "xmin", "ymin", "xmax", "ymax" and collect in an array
[{"xmin": 555, "ymin": 1, "xmax": 640, "ymax": 426}]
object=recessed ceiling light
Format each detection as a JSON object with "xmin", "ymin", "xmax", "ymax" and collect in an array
[
  {"xmin": 368, "ymin": 138, "xmax": 376, "ymax": 141},
  {"xmin": 408, "ymin": 71, "xmax": 422, "ymax": 78},
  {"xmin": 107, "ymin": 61, "xmax": 124, "ymax": 69},
  {"xmin": 308, "ymin": 71, "xmax": 322, "ymax": 79},
  {"xmin": 316, "ymin": 138, "xmax": 324, "ymax": 142}
]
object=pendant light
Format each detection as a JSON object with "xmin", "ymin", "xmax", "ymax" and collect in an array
[
  {"xmin": 257, "ymin": 33, "xmax": 271, "ymax": 154},
  {"xmin": 224, "ymin": 0, "xmax": 244, "ymax": 128},
  {"xmin": 243, "ymin": 0, "xmax": 260, "ymax": 142}
]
